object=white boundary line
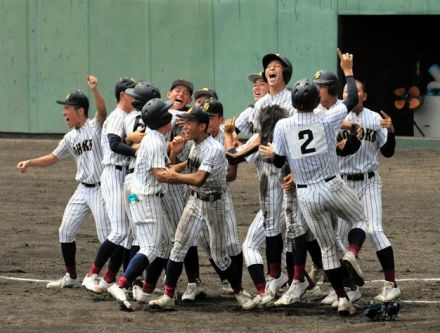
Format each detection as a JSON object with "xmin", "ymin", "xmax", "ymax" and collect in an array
[
  {"xmin": 0, "ymin": 275, "xmax": 52, "ymax": 283},
  {"xmin": 1, "ymin": 275, "xmax": 440, "ymax": 284},
  {"xmin": 401, "ymin": 300, "xmax": 440, "ymax": 304}
]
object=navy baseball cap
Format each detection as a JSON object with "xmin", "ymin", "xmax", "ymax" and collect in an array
[
  {"xmin": 194, "ymin": 88, "xmax": 218, "ymax": 100},
  {"xmin": 57, "ymin": 90, "xmax": 89, "ymax": 111},
  {"xmin": 200, "ymin": 98, "xmax": 223, "ymax": 117},
  {"xmin": 115, "ymin": 76, "xmax": 137, "ymax": 100},
  {"xmin": 170, "ymin": 79, "xmax": 194, "ymax": 96},
  {"xmin": 177, "ymin": 107, "xmax": 209, "ymax": 127}
]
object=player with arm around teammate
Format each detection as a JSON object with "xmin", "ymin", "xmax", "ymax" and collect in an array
[
  {"xmin": 17, "ymin": 76, "xmax": 108, "ymax": 289},
  {"xmin": 107, "ymin": 98, "xmax": 174, "ymax": 310},
  {"xmin": 148, "ymin": 108, "xmax": 251, "ymax": 310},
  {"xmin": 271, "ymin": 49, "xmax": 368, "ymax": 316}
]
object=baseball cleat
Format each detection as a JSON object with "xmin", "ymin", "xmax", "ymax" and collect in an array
[
  {"xmin": 337, "ymin": 297, "xmax": 357, "ymax": 316},
  {"xmin": 132, "ymin": 285, "xmax": 153, "ymax": 303},
  {"xmin": 374, "ymin": 281, "xmax": 401, "ymax": 302},
  {"xmin": 260, "ymin": 273, "xmax": 289, "ymax": 305},
  {"xmin": 46, "ymin": 273, "xmax": 79, "ymax": 289},
  {"xmin": 181, "ymin": 282, "xmax": 207, "ymax": 301},
  {"xmin": 220, "ymin": 280, "xmax": 234, "ymax": 294},
  {"xmin": 301, "ymin": 285, "xmax": 324, "ymax": 301},
  {"xmin": 96, "ymin": 277, "xmax": 113, "ymax": 293},
  {"xmin": 149, "ymin": 294, "xmax": 176, "ymax": 310},
  {"xmin": 332, "ymin": 287, "xmax": 362, "ymax": 308},
  {"xmin": 108, "ymin": 284, "xmax": 133, "ymax": 310},
  {"xmin": 321, "ymin": 289, "xmax": 337, "ymax": 305},
  {"xmin": 235, "ymin": 290, "xmax": 255, "ymax": 310},
  {"xmin": 274, "ymin": 279, "xmax": 309, "ymax": 306},
  {"xmin": 240, "ymin": 293, "xmax": 264, "ymax": 310},
  {"xmin": 342, "ymin": 251, "xmax": 364, "ymax": 286},
  {"xmin": 82, "ymin": 273, "xmax": 103, "ymax": 294}
]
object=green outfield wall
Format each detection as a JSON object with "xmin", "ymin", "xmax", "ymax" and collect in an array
[{"xmin": 1, "ymin": 0, "xmax": 440, "ymax": 133}]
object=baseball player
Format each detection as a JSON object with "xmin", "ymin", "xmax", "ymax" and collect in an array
[
  {"xmin": 337, "ymin": 80, "xmax": 401, "ymax": 302},
  {"xmin": 235, "ymin": 72, "xmax": 268, "ymax": 138},
  {"xmin": 179, "ymin": 99, "xmax": 244, "ymax": 300},
  {"xmin": 120, "ymin": 82, "xmax": 162, "ymax": 266},
  {"xmin": 108, "ymin": 98, "xmax": 174, "ymax": 310},
  {"xmin": 271, "ymin": 49, "xmax": 368, "ymax": 316},
  {"xmin": 149, "ymin": 108, "xmax": 251, "ymax": 310},
  {"xmin": 17, "ymin": 76, "xmax": 108, "ymax": 289},
  {"xmin": 82, "ymin": 77, "xmax": 138, "ymax": 293},
  {"xmin": 229, "ymin": 53, "xmax": 294, "ymax": 306}
]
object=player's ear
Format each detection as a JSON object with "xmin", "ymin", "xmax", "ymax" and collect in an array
[
  {"xmin": 363, "ymin": 92, "xmax": 368, "ymax": 102},
  {"xmin": 167, "ymin": 91, "xmax": 172, "ymax": 99}
]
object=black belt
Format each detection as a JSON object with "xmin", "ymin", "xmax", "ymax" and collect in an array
[
  {"xmin": 81, "ymin": 182, "xmax": 100, "ymax": 188},
  {"xmin": 296, "ymin": 176, "xmax": 336, "ymax": 189},
  {"xmin": 115, "ymin": 165, "xmax": 129, "ymax": 171},
  {"xmin": 127, "ymin": 168, "xmax": 135, "ymax": 174},
  {"xmin": 191, "ymin": 190, "xmax": 222, "ymax": 202},
  {"xmin": 343, "ymin": 171, "xmax": 375, "ymax": 181},
  {"xmin": 156, "ymin": 192, "xmax": 164, "ymax": 198}
]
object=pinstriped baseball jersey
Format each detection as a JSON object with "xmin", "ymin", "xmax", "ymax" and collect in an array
[
  {"xmin": 131, "ymin": 130, "xmax": 169, "ymax": 196},
  {"xmin": 251, "ymin": 88, "xmax": 294, "ymax": 129},
  {"xmin": 101, "ymin": 107, "xmax": 132, "ymax": 166},
  {"xmin": 273, "ymin": 104, "xmax": 348, "ymax": 184},
  {"xmin": 338, "ymin": 108, "xmax": 388, "ymax": 174},
  {"xmin": 187, "ymin": 136, "xmax": 227, "ymax": 196},
  {"xmin": 52, "ymin": 116, "xmax": 103, "ymax": 184},
  {"xmin": 235, "ymin": 106, "xmax": 255, "ymax": 137}
]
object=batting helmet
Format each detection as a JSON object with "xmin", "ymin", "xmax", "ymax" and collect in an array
[
  {"xmin": 141, "ymin": 98, "xmax": 173, "ymax": 130},
  {"xmin": 291, "ymin": 79, "xmax": 320, "ymax": 111},
  {"xmin": 262, "ymin": 53, "xmax": 293, "ymax": 84},
  {"xmin": 314, "ymin": 70, "xmax": 339, "ymax": 96},
  {"xmin": 127, "ymin": 81, "xmax": 161, "ymax": 111}
]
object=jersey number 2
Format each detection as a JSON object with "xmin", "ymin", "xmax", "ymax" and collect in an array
[{"xmin": 299, "ymin": 130, "xmax": 316, "ymax": 154}]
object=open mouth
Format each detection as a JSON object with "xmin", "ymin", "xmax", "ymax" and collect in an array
[
  {"xmin": 175, "ymin": 98, "xmax": 183, "ymax": 104},
  {"xmin": 269, "ymin": 73, "xmax": 276, "ymax": 79}
]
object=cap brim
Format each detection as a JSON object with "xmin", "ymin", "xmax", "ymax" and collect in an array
[
  {"xmin": 313, "ymin": 79, "xmax": 330, "ymax": 85},
  {"xmin": 125, "ymin": 88, "xmax": 137, "ymax": 97},
  {"xmin": 56, "ymin": 100, "xmax": 76, "ymax": 106},
  {"xmin": 176, "ymin": 112, "xmax": 196, "ymax": 120},
  {"xmin": 162, "ymin": 99, "xmax": 174, "ymax": 111}
]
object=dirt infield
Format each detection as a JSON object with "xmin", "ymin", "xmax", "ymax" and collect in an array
[{"xmin": 1, "ymin": 138, "xmax": 440, "ymax": 333}]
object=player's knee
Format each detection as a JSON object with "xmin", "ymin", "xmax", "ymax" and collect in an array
[{"xmin": 58, "ymin": 226, "xmax": 74, "ymax": 243}]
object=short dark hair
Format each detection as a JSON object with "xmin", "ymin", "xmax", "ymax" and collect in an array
[{"xmin": 73, "ymin": 105, "xmax": 88, "ymax": 118}]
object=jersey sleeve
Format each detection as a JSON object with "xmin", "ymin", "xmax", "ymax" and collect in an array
[
  {"xmin": 52, "ymin": 135, "xmax": 72, "ymax": 159},
  {"xmin": 377, "ymin": 122, "xmax": 388, "ymax": 147},
  {"xmin": 324, "ymin": 103, "xmax": 348, "ymax": 133},
  {"xmin": 272, "ymin": 120, "xmax": 286, "ymax": 157},
  {"xmin": 149, "ymin": 141, "xmax": 167, "ymax": 169},
  {"xmin": 199, "ymin": 146, "xmax": 223, "ymax": 174}
]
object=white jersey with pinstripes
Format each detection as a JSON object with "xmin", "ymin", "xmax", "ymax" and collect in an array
[
  {"xmin": 338, "ymin": 108, "xmax": 387, "ymax": 174},
  {"xmin": 187, "ymin": 136, "xmax": 227, "ymax": 196},
  {"xmin": 273, "ymin": 103, "xmax": 348, "ymax": 184},
  {"xmin": 123, "ymin": 110, "xmax": 146, "ymax": 170},
  {"xmin": 52, "ymin": 116, "xmax": 103, "ymax": 184},
  {"xmin": 251, "ymin": 88, "xmax": 294, "ymax": 130},
  {"xmin": 131, "ymin": 130, "xmax": 169, "ymax": 196},
  {"xmin": 101, "ymin": 107, "xmax": 132, "ymax": 166}
]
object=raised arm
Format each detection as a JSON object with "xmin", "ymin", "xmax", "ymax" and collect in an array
[{"xmin": 86, "ymin": 75, "xmax": 107, "ymax": 125}]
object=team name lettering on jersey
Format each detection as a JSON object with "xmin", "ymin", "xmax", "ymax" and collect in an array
[
  {"xmin": 338, "ymin": 128, "xmax": 377, "ymax": 144},
  {"xmin": 73, "ymin": 139, "xmax": 93, "ymax": 156}
]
